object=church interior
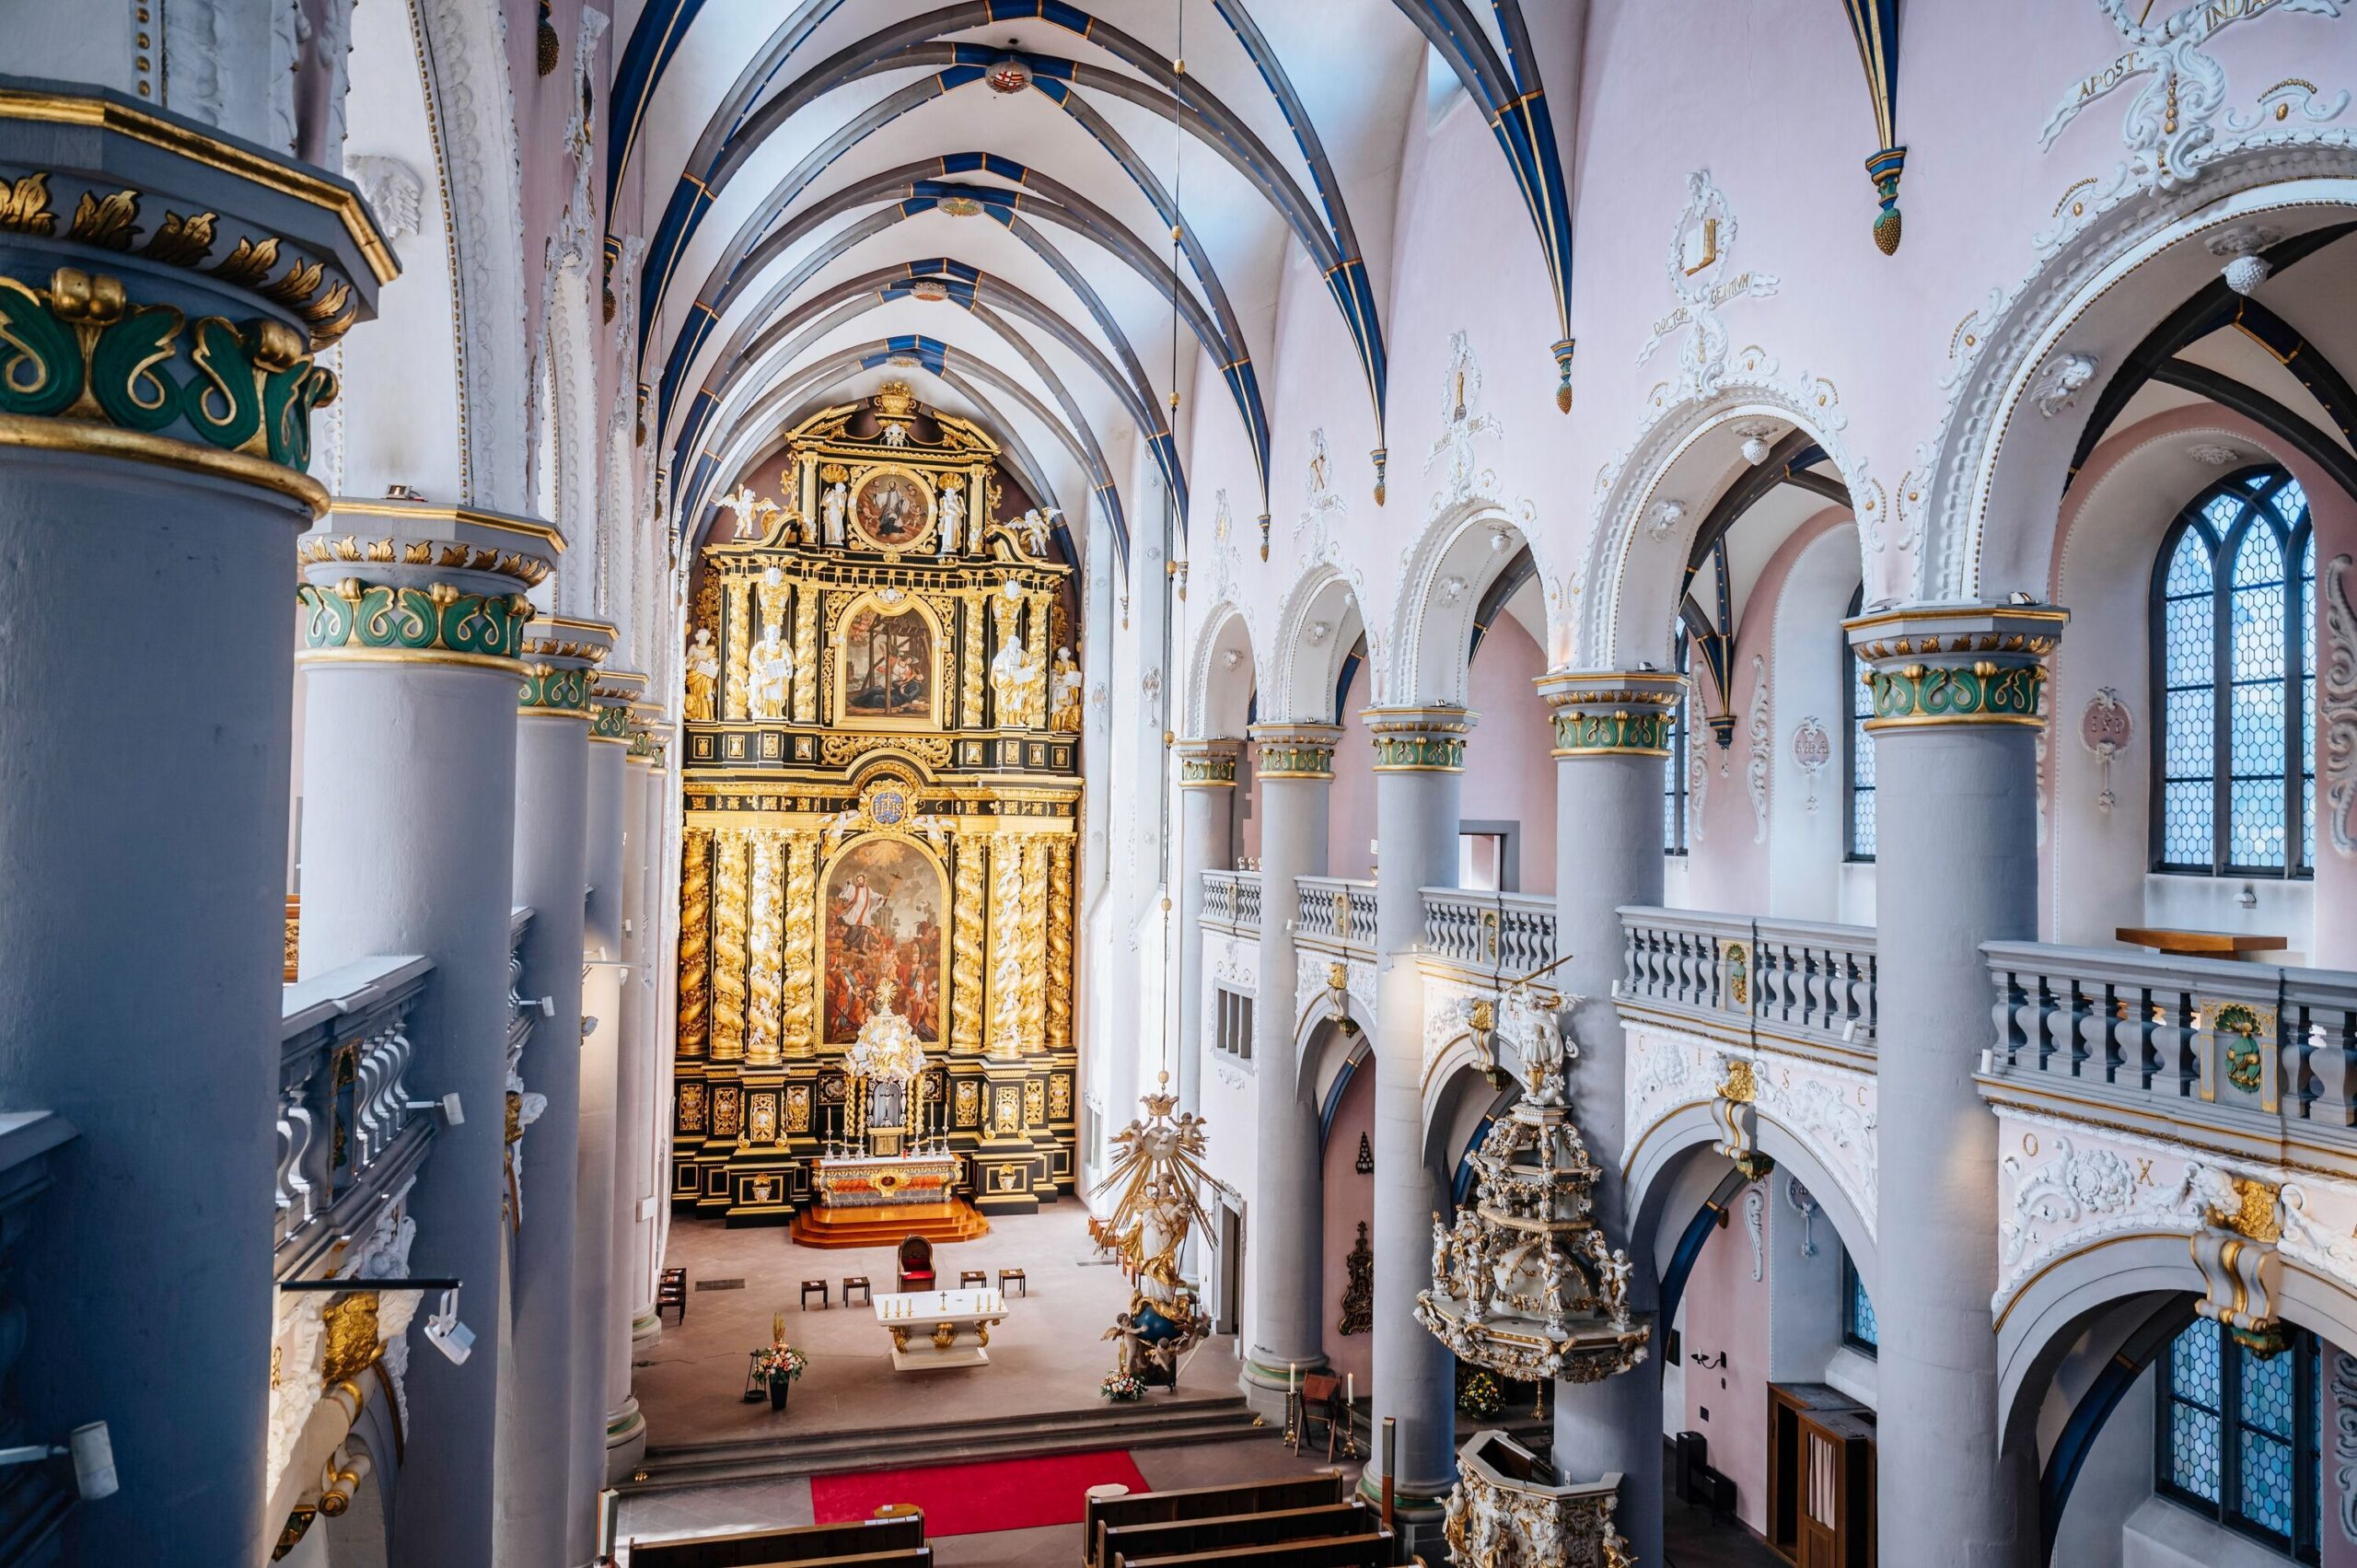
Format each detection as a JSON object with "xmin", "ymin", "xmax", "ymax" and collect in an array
[{"xmin": 10, "ymin": 3, "xmax": 2357, "ymax": 1566}]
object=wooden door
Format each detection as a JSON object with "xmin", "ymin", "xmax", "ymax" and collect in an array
[{"xmin": 1769, "ymin": 1384, "xmax": 1875, "ymax": 1567}]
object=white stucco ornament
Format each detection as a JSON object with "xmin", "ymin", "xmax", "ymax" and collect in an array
[
  {"xmin": 2326, "ymin": 555, "xmax": 2357, "ymax": 856},
  {"xmin": 1747, "ymin": 656, "xmax": 1771, "ymax": 844},
  {"xmin": 2028, "ymin": 351, "xmax": 2099, "ymax": 418},
  {"xmin": 1792, "ymin": 716, "xmax": 1830, "ymax": 814},
  {"xmin": 1637, "ymin": 169, "xmax": 1780, "ymax": 406},
  {"xmin": 1425, "ymin": 329, "xmax": 1504, "ymax": 514},
  {"xmin": 1644, "ymin": 497, "xmax": 1688, "ymax": 540},
  {"xmin": 2080, "ymin": 689, "xmax": 2133, "ymax": 811}
]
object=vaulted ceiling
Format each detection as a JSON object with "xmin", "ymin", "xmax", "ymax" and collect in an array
[{"xmin": 606, "ymin": 1, "xmax": 1579, "ymax": 568}]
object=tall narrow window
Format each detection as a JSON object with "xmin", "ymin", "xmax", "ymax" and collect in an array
[
  {"xmin": 1666, "ymin": 638, "xmax": 1690, "ymax": 856},
  {"xmin": 2157, "ymin": 1318, "xmax": 2321, "ymax": 1560},
  {"xmin": 1843, "ymin": 585, "xmax": 1875, "ymax": 861},
  {"xmin": 1840, "ymin": 1250, "xmax": 1877, "ymax": 1354},
  {"xmin": 2152, "ymin": 469, "xmax": 2314, "ymax": 877}
]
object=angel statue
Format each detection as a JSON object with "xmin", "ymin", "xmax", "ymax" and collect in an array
[
  {"xmin": 717, "ymin": 483, "xmax": 773, "ymax": 542},
  {"xmin": 938, "ymin": 480, "xmax": 967, "ymax": 555},
  {"xmin": 749, "ymin": 621, "xmax": 791, "ymax": 719},
  {"xmin": 684, "ymin": 627, "xmax": 721, "ymax": 720},
  {"xmin": 1012, "ymin": 505, "xmax": 1061, "ymax": 558},
  {"xmin": 1051, "ymin": 647, "xmax": 1084, "ymax": 732},
  {"xmin": 820, "ymin": 479, "xmax": 849, "ymax": 547}
]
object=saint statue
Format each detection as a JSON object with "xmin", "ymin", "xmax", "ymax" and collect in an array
[
  {"xmin": 989, "ymin": 636, "xmax": 1031, "ymax": 728},
  {"xmin": 749, "ymin": 621, "xmax": 791, "ymax": 718},
  {"xmin": 938, "ymin": 481, "xmax": 966, "ymax": 555},
  {"xmin": 684, "ymin": 627, "xmax": 720, "ymax": 720},
  {"xmin": 821, "ymin": 480, "xmax": 849, "ymax": 547},
  {"xmin": 1051, "ymin": 647, "xmax": 1083, "ymax": 732}
]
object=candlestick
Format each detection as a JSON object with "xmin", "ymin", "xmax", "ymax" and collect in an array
[{"xmin": 1346, "ymin": 1373, "xmax": 1354, "ymax": 1406}]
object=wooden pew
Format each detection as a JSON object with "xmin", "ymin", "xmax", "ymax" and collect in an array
[
  {"xmin": 1121, "ymin": 1530, "xmax": 1395, "ymax": 1567},
  {"xmin": 628, "ymin": 1516, "xmax": 924, "ymax": 1567},
  {"xmin": 1104, "ymin": 1502, "xmax": 1371, "ymax": 1567},
  {"xmin": 1084, "ymin": 1473, "xmax": 1348, "ymax": 1568},
  {"xmin": 742, "ymin": 1552, "xmax": 931, "ymax": 1568}
]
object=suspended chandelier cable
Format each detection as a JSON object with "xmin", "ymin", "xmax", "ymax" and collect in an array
[{"xmin": 1156, "ymin": 0, "xmax": 1187, "ymax": 1081}]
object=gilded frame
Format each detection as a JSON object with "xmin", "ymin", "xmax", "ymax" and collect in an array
[
  {"xmin": 849, "ymin": 463, "xmax": 938, "ymax": 553},
  {"xmin": 815, "ymin": 830, "xmax": 952, "ymax": 1049},
  {"xmin": 830, "ymin": 590, "xmax": 946, "ymax": 732}
]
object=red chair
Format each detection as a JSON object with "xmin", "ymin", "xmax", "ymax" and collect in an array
[{"xmin": 897, "ymin": 1235, "xmax": 935, "ymax": 1294}]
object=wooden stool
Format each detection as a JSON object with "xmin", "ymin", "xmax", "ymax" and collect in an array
[
  {"xmin": 842, "ymin": 1275, "xmax": 872, "ymax": 1307},
  {"xmin": 656, "ymin": 1267, "xmax": 688, "ymax": 1323},
  {"xmin": 959, "ymin": 1269, "xmax": 988, "ymax": 1290},
  {"xmin": 800, "ymin": 1278, "xmax": 830, "ymax": 1310},
  {"xmin": 997, "ymin": 1267, "xmax": 1028, "ymax": 1296}
]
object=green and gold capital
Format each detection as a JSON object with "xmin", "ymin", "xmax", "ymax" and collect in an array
[
  {"xmin": 1844, "ymin": 603, "xmax": 2068, "ymax": 731},
  {"xmin": 296, "ymin": 501, "xmax": 563, "ymax": 673},
  {"xmin": 592, "ymin": 668, "xmax": 648, "ymax": 746},
  {"xmin": 517, "ymin": 613, "xmax": 614, "ymax": 717},
  {"xmin": 1248, "ymin": 721, "xmax": 1342, "ymax": 781},
  {"xmin": 1535, "ymin": 669, "xmax": 1687, "ymax": 758},
  {"xmin": 1174, "ymin": 737, "xmax": 1242, "ymax": 789},
  {"xmin": 1363, "ymin": 705, "xmax": 1475, "ymax": 772}
]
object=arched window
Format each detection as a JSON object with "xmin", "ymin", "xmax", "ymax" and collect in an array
[
  {"xmin": 1665, "ymin": 637, "xmax": 1689, "ymax": 856},
  {"xmin": 2151, "ymin": 469, "xmax": 2315, "ymax": 877},
  {"xmin": 1843, "ymin": 585, "xmax": 1875, "ymax": 862}
]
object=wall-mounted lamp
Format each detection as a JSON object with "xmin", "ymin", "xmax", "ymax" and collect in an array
[
  {"xmin": 0, "ymin": 1421, "xmax": 115, "ymax": 1501},
  {"xmin": 1688, "ymin": 1350, "xmax": 1728, "ymax": 1370}
]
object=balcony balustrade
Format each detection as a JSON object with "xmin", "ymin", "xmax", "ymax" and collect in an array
[
  {"xmin": 1618, "ymin": 906, "xmax": 1877, "ymax": 1065},
  {"xmin": 275, "ymin": 955, "xmax": 434, "ymax": 1275},
  {"xmin": 1421, "ymin": 887, "xmax": 1557, "ymax": 977},
  {"xmin": 1294, "ymin": 876, "xmax": 1376, "ymax": 960},
  {"xmin": 1200, "ymin": 869, "xmax": 1261, "ymax": 935}
]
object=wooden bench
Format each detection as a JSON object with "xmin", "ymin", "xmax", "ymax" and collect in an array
[
  {"xmin": 1102, "ymin": 1502, "xmax": 1371, "ymax": 1568},
  {"xmin": 628, "ymin": 1516, "xmax": 923, "ymax": 1567},
  {"xmin": 1085, "ymin": 1473, "xmax": 1348, "ymax": 1568},
  {"xmin": 1121, "ymin": 1531, "xmax": 1393, "ymax": 1567}
]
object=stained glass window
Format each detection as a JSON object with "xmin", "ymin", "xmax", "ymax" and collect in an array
[
  {"xmin": 2158, "ymin": 1318, "xmax": 2321, "ymax": 1560},
  {"xmin": 1845, "ymin": 585, "xmax": 1875, "ymax": 861},
  {"xmin": 1666, "ymin": 638, "xmax": 1689, "ymax": 856},
  {"xmin": 1841, "ymin": 1250, "xmax": 1877, "ymax": 1353},
  {"xmin": 2151, "ymin": 469, "xmax": 2314, "ymax": 877}
]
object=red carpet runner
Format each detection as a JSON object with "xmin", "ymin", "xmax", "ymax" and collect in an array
[{"xmin": 809, "ymin": 1448, "xmax": 1151, "ymax": 1536}]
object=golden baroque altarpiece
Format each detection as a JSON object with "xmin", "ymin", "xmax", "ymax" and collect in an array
[{"xmin": 673, "ymin": 386, "xmax": 1082, "ymax": 1222}]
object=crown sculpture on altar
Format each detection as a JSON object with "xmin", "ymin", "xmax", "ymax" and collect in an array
[
  {"xmin": 1089, "ymin": 1074, "xmax": 1213, "ymax": 1396},
  {"xmin": 843, "ymin": 979, "xmax": 924, "ymax": 1082},
  {"xmin": 1417, "ymin": 952, "xmax": 1643, "ymax": 1568}
]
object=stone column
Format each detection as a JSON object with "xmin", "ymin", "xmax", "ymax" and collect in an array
[
  {"xmin": 0, "ymin": 94, "xmax": 387, "ymax": 1566},
  {"xmin": 1173, "ymin": 738, "xmax": 1241, "ymax": 1117},
  {"xmin": 603, "ymin": 676, "xmax": 656, "ymax": 1490},
  {"xmin": 499, "ymin": 616, "xmax": 612, "ymax": 1566},
  {"xmin": 1537, "ymin": 669, "xmax": 1688, "ymax": 1568},
  {"xmin": 297, "ymin": 503, "xmax": 557, "ymax": 1567},
  {"xmin": 578, "ymin": 672, "xmax": 637, "ymax": 1541},
  {"xmin": 1849, "ymin": 605, "xmax": 2064, "ymax": 1568},
  {"xmin": 1363, "ymin": 706, "xmax": 1475, "ymax": 1509},
  {"xmin": 622, "ymin": 707, "xmax": 666, "ymax": 1374},
  {"xmin": 1241, "ymin": 723, "xmax": 1341, "ymax": 1412}
]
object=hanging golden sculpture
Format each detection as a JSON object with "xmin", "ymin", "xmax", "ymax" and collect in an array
[{"xmin": 672, "ymin": 384, "xmax": 1081, "ymax": 1221}]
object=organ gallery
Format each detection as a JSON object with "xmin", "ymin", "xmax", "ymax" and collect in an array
[{"xmin": 671, "ymin": 385, "xmax": 1082, "ymax": 1225}]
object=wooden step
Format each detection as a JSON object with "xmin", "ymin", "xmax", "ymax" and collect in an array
[{"xmin": 788, "ymin": 1201, "xmax": 991, "ymax": 1249}]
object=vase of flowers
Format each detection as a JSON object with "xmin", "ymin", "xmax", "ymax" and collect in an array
[
  {"xmin": 754, "ymin": 1342, "xmax": 808, "ymax": 1411},
  {"xmin": 1457, "ymin": 1370, "xmax": 1504, "ymax": 1419},
  {"xmin": 1100, "ymin": 1371, "xmax": 1145, "ymax": 1403}
]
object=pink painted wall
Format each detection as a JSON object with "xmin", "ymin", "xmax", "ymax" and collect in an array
[
  {"xmin": 1330, "ymin": 693, "xmax": 1378, "ymax": 882},
  {"xmin": 1681, "ymin": 1180, "xmax": 1775, "ymax": 1535},
  {"xmin": 1318, "ymin": 1057, "xmax": 1376, "ymax": 1392},
  {"xmin": 1463, "ymin": 617, "xmax": 1557, "ymax": 895}
]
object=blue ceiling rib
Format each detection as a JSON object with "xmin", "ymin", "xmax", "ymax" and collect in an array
[
  {"xmin": 1838, "ymin": 0, "xmax": 1907, "ymax": 252},
  {"xmin": 605, "ymin": 0, "xmax": 710, "ymax": 213}
]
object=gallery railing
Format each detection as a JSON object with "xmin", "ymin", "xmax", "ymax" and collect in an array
[
  {"xmin": 276, "ymin": 954, "xmax": 435, "ymax": 1275},
  {"xmin": 0, "ymin": 1109, "xmax": 75, "ymax": 1555},
  {"xmin": 1200, "ymin": 869, "xmax": 1261, "ymax": 936},
  {"xmin": 1422, "ymin": 887, "xmax": 1557, "ymax": 976},
  {"xmin": 1618, "ymin": 907, "xmax": 1877, "ymax": 1063},
  {"xmin": 1294, "ymin": 876, "xmax": 1376, "ymax": 961},
  {"xmin": 1982, "ymin": 943, "xmax": 2357, "ymax": 1146}
]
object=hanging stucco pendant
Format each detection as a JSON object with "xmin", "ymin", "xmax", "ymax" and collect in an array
[
  {"xmin": 537, "ymin": 0, "xmax": 560, "ymax": 75},
  {"xmin": 1550, "ymin": 339, "xmax": 1575, "ymax": 412},
  {"xmin": 1866, "ymin": 146, "xmax": 1907, "ymax": 255},
  {"xmin": 1257, "ymin": 513, "xmax": 1271, "ymax": 563},
  {"xmin": 1371, "ymin": 447, "xmax": 1387, "ymax": 506}
]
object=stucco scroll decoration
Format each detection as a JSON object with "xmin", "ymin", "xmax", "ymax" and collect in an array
[
  {"xmin": 2081, "ymin": 688, "xmax": 2133, "ymax": 811},
  {"xmin": 347, "ymin": 157, "xmax": 424, "ymax": 242},
  {"xmin": 2040, "ymin": 0, "xmax": 2344, "ymax": 205},
  {"xmin": 1295, "ymin": 427, "xmax": 1349, "ymax": 561},
  {"xmin": 1786, "ymin": 1177, "xmax": 1820, "ymax": 1258},
  {"xmin": 1688, "ymin": 731, "xmax": 1710, "ymax": 845},
  {"xmin": 1747, "ymin": 656, "xmax": 1771, "ymax": 844},
  {"xmin": 2334, "ymin": 1350, "xmax": 2357, "ymax": 1542},
  {"xmin": 1426, "ymin": 330, "xmax": 1504, "ymax": 515},
  {"xmin": 1637, "ymin": 170, "xmax": 1781, "ymax": 407},
  {"xmin": 2028, "ymin": 352, "xmax": 2100, "ymax": 418},
  {"xmin": 1792, "ymin": 716, "xmax": 1831, "ymax": 815},
  {"xmin": 2325, "ymin": 554, "xmax": 2357, "ymax": 855},
  {"xmin": 1743, "ymin": 1187, "xmax": 1765, "ymax": 1282},
  {"xmin": 1210, "ymin": 489, "xmax": 1239, "ymax": 606},
  {"xmin": 1301, "ymin": 951, "xmax": 1377, "ymax": 1041}
]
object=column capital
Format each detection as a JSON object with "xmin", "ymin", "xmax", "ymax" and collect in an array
[
  {"xmin": 296, "ymin": 501, "xmax": 562, "ymax": 672},
  {"xmin": 1248, "ymin": 721, "xmax": 1343, "ymax": 780},
  {"xmin": 1173, "ymin": 736, "xmax": 1242, "ymax": 788},
  {"xmin": 1844, "ymin": 601, "xmax": 2069, "ymax": 731},
  {"xmin": 1362, "ymin": 704, "xmax": 1477, "ymax": 772},
  {"xmin": 1535, "ymin": 669, "xmax": 1687, "ymax": 758},
  {"xmin": 591, "ymin": 668, "xmax": 647, "ymax": 746},
  {"xmin": 0, "ymin": 87, "xmax": 394, "ymax": 509},
  {"xmin": 627, "ymin": 699, "xmax": 668, "ymax": 765},
  {"xmin": 517, "ymin": 614, "xmax": 613, "ymax": 718}
]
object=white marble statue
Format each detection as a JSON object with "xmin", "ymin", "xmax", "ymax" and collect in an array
[
  {"xmin": 1051, "ymin": 646, "xmax": 1083, "ymax": 732},
  {"xmin": 990, "ymin": 636, "xmax": 1031, "ymax": 727},
  {"xmin": 749, "ymin": 621, "xmax": 791, "ymax": 718},
  {"xmin": 821, "ymin": 480, "xmax": 849, "ymax": 547},
  {"xmin": 684, "ymin": 627, "xmax": 720, "ymax": 720},
  {"xmin": 718, "ymin": 483, "xmax": 771, "ymax": 541},
  {"xmin": 1011, "ymin": 505, "xmax": 1061, "ymax": 557},
  {"xmin": 938, "ymin": 482, "xmax": 966, "ymax": 554}
]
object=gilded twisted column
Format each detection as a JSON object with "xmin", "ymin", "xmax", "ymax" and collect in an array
[
  {"xmin": 782, "ymin": 833, "xmax": 818, "ymax": 1055},
  {"xmin": 725, "ymin": 577, "xmax": 752, "ymax": 719},
  {"xmin": 959, "ymin": 598, "xmax": 985, "ymax": 727},
  {"xmin": 709, "ymin": 830, "xmax": 749, "ymax": 1061},
  {"xmin": 793, "ymin": 584, "xmax": 819, "ymax": 723},
  {"xmin": 676, "ymin": 828, "xmax": 712, "ymax": 1056},
  {"xmin": 1045, "ymin": 837, "xmax": 1074, "ymax": 1054},
  {"xmin": 951, "ymin": 839, "xmax": 986, "ymax": 1053},
  {"xmin": 745, "ymin": 831, "xmax": 784, "ymax": 1065},
  {"xmin": 987, "ymin": 835, "xmax": 1024, "ymax": 1058},
  {"xmin": 1021, "ymin": 838, "xmax": 1049, "ymax": 1053}
]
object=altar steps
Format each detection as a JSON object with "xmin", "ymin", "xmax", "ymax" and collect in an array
[
  {"xmin": 787, "ymin": 1200, "xmax": 991, "ymax": 1249},
  {"xmin": 627, "ymin": 1395, "xmax": 1266, "ymax": 1493}
]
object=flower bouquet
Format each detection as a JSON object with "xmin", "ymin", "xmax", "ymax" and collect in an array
[
  {"xmin": 754, "ymin": 1342, "xmax": 808, "ymax": 1410},
  {"xmin": 1100, "ymin": 1371, "xmax": 1146, "ymax": 1403},
  {"xmin": 1457, "ymin": 1370, "xmax": 1504, "ymax": 1418}
]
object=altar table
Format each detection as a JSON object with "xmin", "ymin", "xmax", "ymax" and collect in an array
[
  {"xmin": 873, "ymin": 1288, "xmax": 1008, "ymax": 1371},
  {"xmin": 811, "ymin": 1152, "xmax": 961, "ymax": 1208}
]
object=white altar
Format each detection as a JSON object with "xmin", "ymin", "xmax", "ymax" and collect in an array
[{"xmin": 874, "ymin": 1288, "xmax": 1009, "ymax": 1371}]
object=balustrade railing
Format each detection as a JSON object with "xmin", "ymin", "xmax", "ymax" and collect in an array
[
  {"xmin": 1421, "ymin": 887, "xmax": 1557, "ymax": 975},
  {"xmin": 1983, "ymin": 943, "xmax": 2357, "ymax": 1136},
  {"xmin": 1619, "ymin": 906, "xmax": 1877, "ymax": 1060},
  {"xmin": 1294, "ymin": 876, "xmax": 1376, "ymax": 958},
  {"xmin": 1200, "ymin": 869, "xmax": 1262, "ymax": 935},
  {"xmin": 0, "ymin": 1110, "xmax": 75, "ymax": 1554},
  {"xmin": 276, "ymin": 955, "xmax": 434, "ymax": 1272}
]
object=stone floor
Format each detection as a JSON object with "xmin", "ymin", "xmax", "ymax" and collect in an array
[{"xmin": 633, "ymin": 1202, "xmax": 1244, "ymax": 1443}]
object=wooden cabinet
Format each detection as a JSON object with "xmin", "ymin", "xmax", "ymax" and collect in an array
[{"xmin": 1767, "ymin": 1382, "xmax": 1875, "ymax": 1567}]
